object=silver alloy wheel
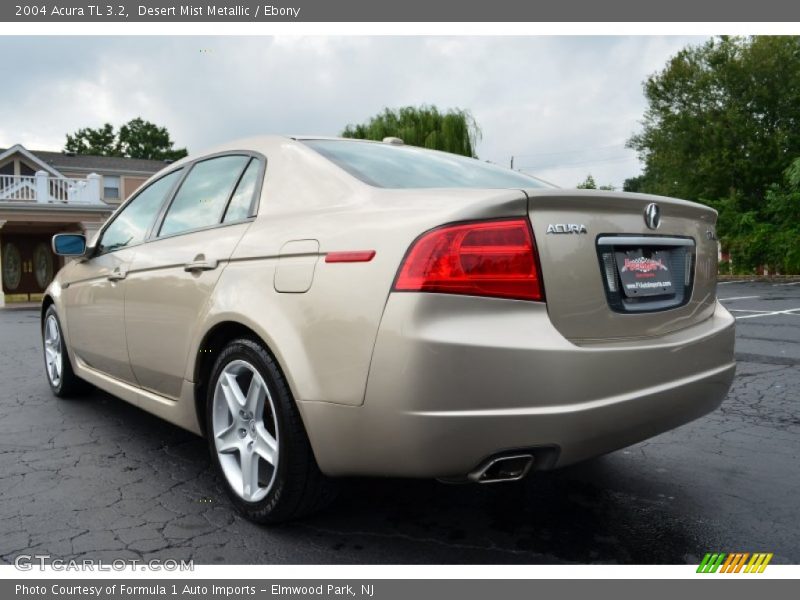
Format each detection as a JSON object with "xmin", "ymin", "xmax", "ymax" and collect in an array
[
  {"xmin": 212, "ymin": 359, "xmax": 279, "ymax": 502},
  {"xmin": 43, "ymin": 314, "xmax": 63, "ymax": 387}
]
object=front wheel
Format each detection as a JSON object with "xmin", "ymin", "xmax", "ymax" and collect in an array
[
  {"xmin": 206, "ymin": 337, "xmax": 336, "ymax": 523},
  {"xmin": 42, "ymin": 306, "xmax": 91, "ymax": 397}
]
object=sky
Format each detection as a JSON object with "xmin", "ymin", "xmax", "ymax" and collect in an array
[{"xmin": 0, "ymin": 36, "xmax": 706, "ymax": 188}]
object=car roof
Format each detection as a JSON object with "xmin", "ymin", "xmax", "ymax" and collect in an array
[{"xmin": 185, "ymin": 135, "xmax": 377, "ymax": 158}]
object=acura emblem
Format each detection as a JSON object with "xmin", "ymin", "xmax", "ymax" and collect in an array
[{"xmin": 644, "ymin": 203, "xmax": 661, "ymax": 230}]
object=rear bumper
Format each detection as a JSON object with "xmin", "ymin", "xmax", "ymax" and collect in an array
[{"xmin": 299, "ymin": 295, "xmax": 736, "ymax": 478}]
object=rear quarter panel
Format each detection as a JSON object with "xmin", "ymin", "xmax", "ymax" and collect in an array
[{"xmin": 190, "ymin": 138, "xmax": 530, "ymax": 407}]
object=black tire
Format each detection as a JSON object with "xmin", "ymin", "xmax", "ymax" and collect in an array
[
  {"xmin": 205, "ymin": 337, "xmax": 337, "ymax": 523},
  {"xmin": 42, "ymin": 306, "xmax": 91, "ymax": 398}
]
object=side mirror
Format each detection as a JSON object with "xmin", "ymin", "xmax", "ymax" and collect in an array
[{"xmin": 52, "ymin": 233, "xmax": 87, "ymax": 257}]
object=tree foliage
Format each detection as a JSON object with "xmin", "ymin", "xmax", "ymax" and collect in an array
[
  {"xmin": 65, "ymin": 118, "xmax": 188, "ymax": 161},
  {"xmin": 342, "ymin": 105, "xmax": 482, "ymax": 157},
  {"xmin": 628, "ymin": 36, "xmax": 800, "ymax": 273},
  {"xmin": 577, "ymin": 174, "xmax": 615, "ymax": 190},
  {"xmin": 622, "ymin": 174, "xmax": 646, "ymax": 193},
  {"xmin": 714, "ymin": 158, "xmax": 800, "ymax": 274},
  {"xmin": 628, "ymin": 36, "xmax": 800, "ymax": 210},
  {"xmin": 64, "ymin": 123, "xmax": 117, "ymax": 157}
]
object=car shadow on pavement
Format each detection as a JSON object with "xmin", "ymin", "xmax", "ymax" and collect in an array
[{"xmin": 62, "ymin": 386, "xmax": 707, "ymax": 565}]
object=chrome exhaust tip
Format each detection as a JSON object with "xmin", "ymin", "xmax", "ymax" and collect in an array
[{"xmin": 468, "ymin": 453, "xmax": 534, "ymax": 484}]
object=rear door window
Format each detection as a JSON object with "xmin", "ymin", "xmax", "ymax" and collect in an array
[
  {"xmin": 159, "ymin": 155, "xmax": 250, "ymax": 237},
  {"xmin": 223, "ymin": 159, "xmax": 261, "ymax": 223}
]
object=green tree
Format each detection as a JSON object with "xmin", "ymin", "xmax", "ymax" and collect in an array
[
  {"xmin": 577, "ymin": 174, "xmax": 615, "ymax": 190},
  {"xmin": 64, "ymin": 123, "xmax": 117, "ymax": 156},
  {"xmin": 628, "ymin": 36, "xmax": 800, "ymax": 211},
  {"xmin": 117, "ymin": 118, "xmax": 188, "ymax": 161},
  {"xmin": 577, "ymin": 174, "xmax": 596, "ymax": 189},
  {"xmin": 714, "ymin": 158, "xmax": 800, "ymax": 274},
  {"xmin": 64, "ymin": 118, "xmax": 187, "ymax": 161},
  {"xmin": 622, "ymin": 175, "xmax": 646, "ymax": 193},
  {"xmin": 342, "ymin": 105, "xmax": 481, "ymax": 157}
]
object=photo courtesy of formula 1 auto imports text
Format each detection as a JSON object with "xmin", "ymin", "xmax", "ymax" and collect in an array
[{"xmin": 0, "ymin": 1, "xmax": 798, "ymax": 598}]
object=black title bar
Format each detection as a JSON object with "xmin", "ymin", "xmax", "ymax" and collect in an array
[{"xmin": 4, "ymin": 0, "xmax": 800, "ymax": 22}]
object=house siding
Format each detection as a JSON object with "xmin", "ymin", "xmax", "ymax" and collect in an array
[{"xmin": 122, "ymin": 176, "xmax": 148, "ymax": 200}]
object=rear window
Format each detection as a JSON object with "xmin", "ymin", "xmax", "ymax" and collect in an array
[{"xmin": 302, "ymin": 140, "xmax": 552, "ymax": 190}]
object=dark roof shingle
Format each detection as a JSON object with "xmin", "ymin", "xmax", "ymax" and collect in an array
[{"xmin": 1, "ymin": 147, "xmax": 170, "ymax": 175}]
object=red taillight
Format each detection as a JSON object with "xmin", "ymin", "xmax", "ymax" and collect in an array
[{"xmin": 393, "ymin": 218, "xmax": 543, "ymax": 301}]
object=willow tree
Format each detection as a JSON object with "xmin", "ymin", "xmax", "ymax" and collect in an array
[{"xmin": 342, "ymin": 105, "xmax": 482, "ymax": 157}]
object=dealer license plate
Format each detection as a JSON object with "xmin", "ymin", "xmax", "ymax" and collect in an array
[{"xmin": 614, "ymin": 249, "xmax": 675, "ymax": 297}]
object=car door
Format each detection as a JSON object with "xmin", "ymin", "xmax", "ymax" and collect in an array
[
  {"xmin": 63, "ymin": 168, "xmax": 184, "ymax": 383},
  {"xmin": 123, "ymin": 153, "xmax": 264, "ymax": 399}
]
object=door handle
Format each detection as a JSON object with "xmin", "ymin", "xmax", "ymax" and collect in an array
[
  {"xmin": 184, "ymin": 257, "xmax": 219, "ymax": 273},
  {"xmin": 107, "ymin": 268, "xmax": 127, "ymax": 282}
]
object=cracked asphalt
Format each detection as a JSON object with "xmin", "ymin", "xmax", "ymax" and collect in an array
[{"xmin": 0, "ymin": 280, "xmax": 798, "ymax": 565}]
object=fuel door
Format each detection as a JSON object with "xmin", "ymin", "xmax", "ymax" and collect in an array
[{"xmin": 274, "ymin": 239, "xmax": 320, "ymax": 293}]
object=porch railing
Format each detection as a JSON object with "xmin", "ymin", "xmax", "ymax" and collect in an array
[{"xmin": 0, "ymin": 172, "xmax": 103, "ymax": 205}]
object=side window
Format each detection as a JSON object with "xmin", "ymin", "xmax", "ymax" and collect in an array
[
  {"xmin": 223, "ymin": 159, "xmax": 261, "ymax": 223},
  {"xmin": 159, "ymin": 155, "xmax": 249, "ymax": 237},
  {"xmin": 98, "ymin": 169, "xmax": 182, "ymax": 255}
]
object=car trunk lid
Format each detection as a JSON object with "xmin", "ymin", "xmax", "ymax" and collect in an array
[{"xmin": 525, "ymin": 189, "xmax": 719, "ymax": 342}]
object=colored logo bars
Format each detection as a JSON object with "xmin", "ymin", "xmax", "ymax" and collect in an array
[{"xmin": 697, "ymin": 552, "xmax": 774, "ymax": 573}]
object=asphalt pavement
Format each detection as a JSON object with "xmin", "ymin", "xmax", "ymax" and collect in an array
[{"xmin": 0, "ymin": 280, "xmax": 798, "ymax": 564}]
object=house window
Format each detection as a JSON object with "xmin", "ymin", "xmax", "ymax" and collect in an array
[{"xmin": 103, "ymin": 175, "xmax": 121, "ymax": 200}]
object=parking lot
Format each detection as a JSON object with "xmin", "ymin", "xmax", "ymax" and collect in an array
[{"xmin": 0, "ymin": 280, "xmax": 798, "ymax": 565}]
